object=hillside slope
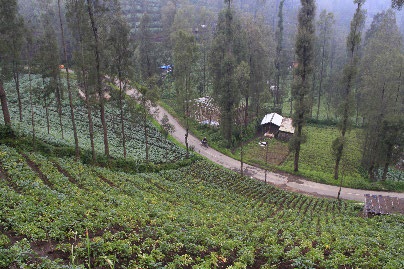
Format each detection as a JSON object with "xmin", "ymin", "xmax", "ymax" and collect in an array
[{"xmin": 0, "ymin": 143, "xmax": 403, "ymax": 268}]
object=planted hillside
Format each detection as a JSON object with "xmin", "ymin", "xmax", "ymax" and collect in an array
[
  {"xmin": 0, "ymin": 144, "xmax": 403, "ymax": 268},
  {"xmin": 1, "ymin": 74, "xmax": 188, "ymax": 164}
]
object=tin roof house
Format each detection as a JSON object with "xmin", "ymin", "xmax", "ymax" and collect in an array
[{"xmin": 261, "ymin": 113, "xmax": 294, "ymax": 141}]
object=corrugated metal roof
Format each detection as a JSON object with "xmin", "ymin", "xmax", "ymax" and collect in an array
[
  {"xmin": 261, "ymin": 113, "xmax": 284, "ymax": 126},
  {"xmin": 279, "ymin": 118, "xmax": 295, "ymax": 134}
]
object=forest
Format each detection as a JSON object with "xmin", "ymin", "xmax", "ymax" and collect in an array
[
  {"xmin": 0, "ymin": 0, "xmax": 403, "ymax": 268},
  {"xmin": 1, "ymin": 0, "xmax": 402, "ymax": 182}
]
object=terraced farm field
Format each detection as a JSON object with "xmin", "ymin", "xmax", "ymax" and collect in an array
[
  {"xmin": 1, "ymin": 75, "xmax": 188, "ymax": 163},
  {"xmin": 0, "ymin": 144, "xmax": 403, "ymax": 268}
]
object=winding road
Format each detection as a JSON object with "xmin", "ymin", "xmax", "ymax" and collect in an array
[{"xmin": 126, "ymin": 89, "xmax": 404, "ymax": 202}]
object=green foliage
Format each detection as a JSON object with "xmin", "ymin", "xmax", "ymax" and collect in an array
[
  {"xmin": 278, "ymin": 125, "xmax": 404, "ymax": 191},
  {"xmin": 210, "ymin": 6, "xmax": 246, "ymax": 145},
  {"xmin": 331, "ymin": 136, "xmax": 345, "ymax": 158},
  {"xmin": 0, "ymin": 124, "xmax": 14, "ymax": 138},
  {"xmin": 1, "ymin": 74, "xmax": 188, "ymax": 164},
  {"xmin": 0, "ymin": 144, "xmax": 403, "ymax": 268}
]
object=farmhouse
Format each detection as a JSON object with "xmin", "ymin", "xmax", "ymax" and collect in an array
[
  {"xmin": 278, "ymin": 117, "xmax": 295, "ymax": 141},
  {"xmin": 261, "ymin": 113, "xmax": 294, "ymax": 141},
  {"xmin": 261, "ymin": 112, "xmax": 283, "ymax": 136}
]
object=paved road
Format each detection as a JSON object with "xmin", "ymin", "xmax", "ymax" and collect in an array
[{"xmin": 126, "ymin": 89, "xmax": 404, "ymax": 202}]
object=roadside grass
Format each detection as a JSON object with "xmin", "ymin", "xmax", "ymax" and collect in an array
[
  {"xmin": 159, "ymin": 99, "xmax": 236, "ymax": 157},
  {"xmin": 238, "ymin": 125, "xmax": 404, "ymax": 192},
  {"xmin": 151, "ymin": 98, "xmax": 404, "ymax": 192}
]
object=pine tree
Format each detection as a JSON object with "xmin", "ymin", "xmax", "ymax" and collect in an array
[
  {"xmin": 274, "ymin": 0, "xmax": 285, "ymax": 108},
  {"xmin": 86, "ymin": 0, "xmax": 110, "ymax": 158},
  {"xmin": 58, "ymin": 0, "xmax": 80, "ymax": 159},
  {"xmin": 360, "ymin": 9, "xmax": 403, "ymax": 180},
  {"xmin": 243, "ymin": 15, "xmax": 272, "ymax": 122},
  {"xmin": 137, "ymin": 13, "xmax": 156, "ymax": 81},
  {"xmin": 173, "ymin": 30, "xmax": 197, "ymax": 158},
  {"xmin": 107, "ymin": 16, "xmax": 133, "ymax": 158},
  {"xmin": 67, "ymin": 0, "xmax": 96, "ymax": 161},
  {"xmin": 0, "ymin": 0, "xmax": 24, "ymax": 124},
  {"xmin": 36, "ymin": 14, "xmax": 64, "ymax": 138},
  {"xmin": 291, "ymin": 0, "xmax": 316, "ymax": 172},
  {"xmin": 210, "ymin": 2, "xmax": 245, "ymax": 146},
  {"xmin": 333, "ymin": 0, "xmax": 365, "ymax": 180},
  {"xmin": 315, "ymin": 10, "xmax": 334, "ymax": 120}
]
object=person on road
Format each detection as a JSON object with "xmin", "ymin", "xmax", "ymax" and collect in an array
[{"xmin": 201, "ymin": 137, "xmax": 208, "ymax": 147}]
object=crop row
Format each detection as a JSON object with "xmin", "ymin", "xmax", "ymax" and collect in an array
[
  {"xmin": 0, "ymin": 145, "xmax": 403, "ymax": 268},
  {"xmin": 2, "ymin": 75, "xmax": 188, "ymax": 163}
]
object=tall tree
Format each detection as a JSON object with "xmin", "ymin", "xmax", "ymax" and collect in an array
[
  {"xmin": 173, "ymin": 30, "xmax": 197, "ymax": 158},
  {"xmin": 37, "ymin": 14, "xmax": 65, "ymax": 138},
  {"xmin": 315, "ymin": 10, "xmax": 335, "ymax": 120},
  {"xmin": 291, "ymin": 0, "xmax": 316, "ymax": 172},
  {"xmin": 58, "ymin": 0, "xmax": 80, "ymax": 159},
  {"xmin": 274, "ymin": 0, "xmax": 285, "ymax": 108},
  {"xmin": 10, "ymin": 5, "xmax": 25, "ymax": 122},
  {"xmin": 136, "ymin": 81, "xmax": 159, "ymax": 163},
  {"xmin": 107, "ymin": 16, "xmax": 133, "ymax": 158},
  {"xmin": 360, "ymin": 9, "xmax": 403, "ymax": 180},
  {"xmin": 244, "ymin": 16, "xmax": 272, "ymax": 122},
  {"xmin": 0, "ymin": 0, "xmax": 24, "ymax": 124},
  {"xmin": 333, "ymin": 0, "xmax": 365, "ymax": 180},
  {"xmin": 210, "ymin": 1, "xmax": 245, "ymax": 146},
  {"xmin": 86, "ymin": 0, "xmax": 111, "ymax": 157},
  {"xmin": 67, "ymin": 0, "xmax": 96, "ymax": 161},
  {"xmin": 235, "ymin": 60, "xmax": 250, "ymax": 175},
  {"xmin": 137, "ymin": 13, "xmax": 156, "ymax": 81}
]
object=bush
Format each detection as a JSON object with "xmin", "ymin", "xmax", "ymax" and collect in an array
[{"xmin": 0, "ymin": 125, "xmax": 15, "ymax": 139}]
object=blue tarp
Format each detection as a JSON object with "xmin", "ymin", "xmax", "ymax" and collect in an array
[{"xmin": 160, "ymin": 65, "xmax": 172, "ymax": 70}]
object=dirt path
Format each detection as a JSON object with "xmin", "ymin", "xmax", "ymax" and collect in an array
[{"xmin": 125, "ymin": 89, "xmax": 404, "ymax": 202}]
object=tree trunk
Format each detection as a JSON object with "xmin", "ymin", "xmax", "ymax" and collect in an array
[
  {"xmin": 294, "ymin": 123, "xmax": 302, "ymax": 172},
  {"xmin": 316, "ymin": 44, "xmax": 326, "ymax": 120},
  {"xmin": 394, "ymin": 68, "xmax": 401, "ymax": 113},
  {"xmin": 42, "ymin": 78, "xmax": 50, "ymax": 134},
  {"xmin": 0, "ymin": 80, "xmax": 11, "ymax": 126},
  {"xmin": 382, "ymin": 162, "xmax": 389, "ymax": 181},
  {"xmin": 85, "ymin": 84, "xmax": 96, "ymax": 162},
  {"xmin": 87, "ymin": 0, "xmax": 109, "ymax": 157},
  {"xmin": 264, "ymin": 140, "xmax": 269, "ymax": 182},
  {"xmin": 56, "ymin": 77, "xmax": 64, "ymax": 139},
  {"xmin": 45, "ymin": 101, "xmax": 50, "ymax": 134},
  {"xmin": 119, "ymin": 78, "xmax": 127, "ymax": 158},
  {"xmin": 310, "ymin": 72, "xmax": 316, "ymax": 118},
  {"xmin": 58, "ymin": 0, "xmax": 80, "ymax": 159},
  {"xmin": 240, "ymin": 120, "xmax": 244, "ymax": 176},
  {"xmin": 334, "ymin": 103, "xmax": 349, "ymax": 180},
  {"xmin": 244, "ymin": 96, "xmax": 248, "ymax": 129},
  {"xmin": 77, "ymin": 3, "xmax": 96, "ymax": 162},
  {"xmin": 144, "ymin": 104, "xmax": 149, "ymax": 163},
  {"xmin": 289, "ymin": 98, "xmax": 293, "ymax": 117},
  {"xmin": 368, "ymin": 162, "xmax": 375, "ymax": 181},
  {"xmin": 382, "ymin": 145, "xmax": 393, "ymax": 181},
  {"xmin": 13, "ymin": 69, "xmax": 22, "ymax": 122},
  {"xmin": 185, "ymin": 77, "xmax": 189, "ymax": 158},
  {"xmin": 28, "ymin": 66, "xmax": 36, "ymax": 148}
]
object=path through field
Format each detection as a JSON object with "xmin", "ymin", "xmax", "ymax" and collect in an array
[{"xmin": 125, "ymin": 89, "xmax": 404, "ymax": 202}]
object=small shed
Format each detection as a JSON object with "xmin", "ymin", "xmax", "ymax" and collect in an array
[
  {"xmin": 278, "ymin": 118, "xmax": 295, "ymax": 141},
  {"xmin": 261, "ymin": 113, "xmax": 284, "ymax": 135},
  {"xmin": 364, "ymin": 194, "xmax": 404, "ymax": 217}
]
